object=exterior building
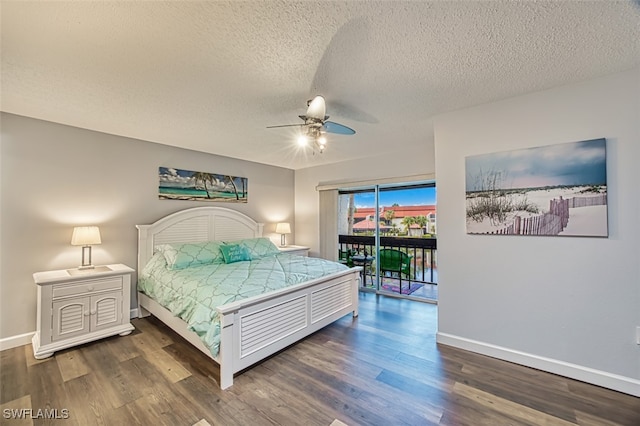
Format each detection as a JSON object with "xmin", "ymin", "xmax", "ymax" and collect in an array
[{"xmin": 353, "ymin": 205, "xmax": 437, "ymax": 235}]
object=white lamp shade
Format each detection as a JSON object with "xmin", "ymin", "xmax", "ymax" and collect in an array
[
  {"xmin": 275, "ymin": 222, "xmax": 291, "ymax": 234},
  {"xmin": 71, "ymin": 226, "xmax": 102, "ymax": 246}
]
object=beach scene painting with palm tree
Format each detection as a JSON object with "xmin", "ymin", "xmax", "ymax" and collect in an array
[
  {"xmin": 158, "ymin": 167, "xmax": 247, "ymax": 202},
  {"xmin": 465, "ymin": 138, "xmax": 607, "ymax": 237}
]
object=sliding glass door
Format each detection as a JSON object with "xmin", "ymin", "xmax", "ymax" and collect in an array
[{"xmin": 337, "ymin": 183, "xmax": 438, "ymax": 301}]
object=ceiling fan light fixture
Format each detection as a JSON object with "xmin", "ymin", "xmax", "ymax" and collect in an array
[
  {"xmin": 316, "ymin": 135, "xmax": 327, "ymax": 153},
  {"xmin": 268, "ymin": 95, "xmax": 355, "ymax": 155},
  {"xmin": 306, "ymin": 95, "xmax": 326, "ymax": 120}
]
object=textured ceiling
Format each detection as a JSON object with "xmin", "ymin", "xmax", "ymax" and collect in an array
[{"xmin": 2, "ymin": 1, "xmax": 639, "ymax": 170}]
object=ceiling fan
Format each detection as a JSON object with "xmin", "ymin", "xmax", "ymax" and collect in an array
[{"xmin": 267, "ymin": 95, "xmax": 355, "ymax": 153}]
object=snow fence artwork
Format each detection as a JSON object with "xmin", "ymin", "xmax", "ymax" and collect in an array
[{"xmin": 465, "ymin": 138, "xmax": 607, "ymax": 237}]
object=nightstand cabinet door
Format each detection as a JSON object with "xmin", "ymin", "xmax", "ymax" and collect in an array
[
  {"xmin": 52, "ymin": 297, "xmax": 90, "ymax": 341},
  {"xmin": 91, "ymin": 292, "xmax": 123, "ymax": 331}
]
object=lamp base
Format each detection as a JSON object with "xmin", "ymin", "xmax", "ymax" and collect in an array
[
  {"xmin": 77, "ymin": 264, "xmax": 95, "ymax": 270},
  {"xmin": 77, "ymin": 245, "xmax": 95, "ymax": 270}
]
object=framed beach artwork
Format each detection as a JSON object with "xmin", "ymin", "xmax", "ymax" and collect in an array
[
  {"xmin": 158, "ymin": 167, "xmax": 248, "ymax": 203},
  {"xmin": 465, "ymin": 138, "xmax": 607, "ymax": 237}
]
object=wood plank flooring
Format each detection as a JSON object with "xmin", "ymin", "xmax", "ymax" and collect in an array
[{"xmin": 1, "ymin": 292, "xmax": 638, "ymax": 425}]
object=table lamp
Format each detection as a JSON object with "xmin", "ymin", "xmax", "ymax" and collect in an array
[
  {"xmin": 71, "ymin": 226, "xmax": 101, "ymax": 269},
  {"xmin": 275, "ymin": 222, "xmax": 291, "ymax": 247}
]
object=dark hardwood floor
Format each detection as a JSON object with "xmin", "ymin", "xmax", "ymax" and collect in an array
[{"xmin": 1, "ymin": 292, "xmax": 638, "ymax": 425}]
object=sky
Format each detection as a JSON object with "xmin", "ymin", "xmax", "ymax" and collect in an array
[
  {"xmin": 465, "ymin": 138, "xmax": 607, "ymax": 191},
  {"xmin": 354, "ymin": 186, "xmax": 436, "ymax": 208}
]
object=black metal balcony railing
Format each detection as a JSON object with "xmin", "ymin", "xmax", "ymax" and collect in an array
[{"xmin": 338, "ymin": 235, "xmax": 437, "ymax": 285}]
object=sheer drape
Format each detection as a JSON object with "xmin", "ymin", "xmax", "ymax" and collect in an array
[{"xmin": 318, "ymin": 189, "xmax": 338, "ymax": 261}]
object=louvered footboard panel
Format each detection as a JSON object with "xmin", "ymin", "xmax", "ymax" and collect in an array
[
  {"xmin": 311, "ymin": 280, "xmax": 352, "ymax": 324},
  {"xmin": 239, "ymin": 295, "xmax": 308, "ymax": 358}
]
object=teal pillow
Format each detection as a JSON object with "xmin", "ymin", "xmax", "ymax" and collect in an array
[
  {"xmin": 220, "ymin": 243, "xmax": 252, "ymax": 264},
  {"xmin": 227, "ymin": 237, "xmax": 279, "ymax": 259},
  {"xmin": 156, "ymin": 241, "xmax": 225, "ymax": 270}
]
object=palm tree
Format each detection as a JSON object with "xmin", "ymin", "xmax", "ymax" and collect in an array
[
  {"xmin": 192, "ymin": 172, "xmax": 215, "ymax": 198},
  {"xmin": 225, "ymin": 175, "xmax": 240, "ymax": 200},
  {"xmin": 384, "ymin": 209, "xmax": 395, "ymax": 226},
  {"xmin": 240, "ymin": 178, "xmax": 246, "ymax": 199},
  {"xmin": 401, "ymin": 216, "xmax": 415, "ymax": 235},
  {"xmin": 347, "ymin": 193, "xmax": 355, "ymax": 235},
  {"xmin": 415, "ymin": 215, "xmax": 428, "ymax": 234}
]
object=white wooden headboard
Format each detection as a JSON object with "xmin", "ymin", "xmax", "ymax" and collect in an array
[{"xmin": 136, "ymin": 207, "xmax": 264, "ymax": 277}]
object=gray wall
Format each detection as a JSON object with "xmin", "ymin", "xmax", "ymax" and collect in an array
[
  {"xmin": 434, "ymin": 68, "xmax": 640, "ymax": 395},
  {"xmin": 0, "ymin": 113, "xmax": 294, "ymax": 339}
]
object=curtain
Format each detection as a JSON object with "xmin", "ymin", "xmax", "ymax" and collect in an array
[{"xmin": 318, "ymin": 189, "xmax": 338, "ymax": 261}]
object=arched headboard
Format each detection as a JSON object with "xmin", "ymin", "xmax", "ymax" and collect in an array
[{"xmin": 136, "ymin": 207, "xmax": 264, "ymax": 277}]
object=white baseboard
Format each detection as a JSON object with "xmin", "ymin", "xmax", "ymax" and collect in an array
[
  {"xmin": 0, "ymin": 332, "xmax": 35, "ymax": 352},
  {"xmin": 0, "ymin": 309, "xmax": 140, "ymax": 352},
  {"xmin": 436, "ymin": 332, "xmax": 640, "ymax": 397}
]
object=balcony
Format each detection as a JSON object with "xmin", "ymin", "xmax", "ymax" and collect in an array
[{"xmin": 338, "ymin": 234, "xmax": 438, "ymax": 301}]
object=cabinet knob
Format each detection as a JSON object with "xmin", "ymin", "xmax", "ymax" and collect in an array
[
  {"xmin": 84, "ymin": 311, "xmax": 90, "ymax": 316},
  {"xmin": 90, "ymin": 310, "xmax": 97, "ymax": 315},
  {"xmin": 86, "ymin": 286, "xmax": 94, "ymax": 292}
]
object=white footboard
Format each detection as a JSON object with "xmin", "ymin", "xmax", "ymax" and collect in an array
[
  {"xmin": 138, "ymin": 267, "xmax": 360, "ymax": 389},
  {"xmin": 217, "ymin": 268, "xmax": 360, "ymax": 389}
]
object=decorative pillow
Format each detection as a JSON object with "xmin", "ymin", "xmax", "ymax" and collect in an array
[
  {"xmin": 227, "ymin": 237, "xmax": 279, "ymax": 259},
  {"xmin": 219, "ymin": 243, "xmax": 252, "ymax": 264},
  {"xmin": 156, "ymin": 241, "xmax": 225, "ymax": 270}
]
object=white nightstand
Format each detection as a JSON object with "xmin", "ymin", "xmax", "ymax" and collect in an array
[
  {"xmin": 32, "ymin": 263, "xmax": 135, "ymax": 359},
  {"xmin": 277, "ymin": 245, "xmax": 310, "ymax": 256}
]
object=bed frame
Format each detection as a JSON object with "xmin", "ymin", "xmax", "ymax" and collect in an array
[{"xmin": 136, "ymin": 206, "xmax": 360, "ymax": 389}]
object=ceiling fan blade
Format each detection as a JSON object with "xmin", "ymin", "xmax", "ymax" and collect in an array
[
  {"xmin": 266, "ymin": 124, "xmax": 303, "ymax": 129},
  {"xmin": 323, "ymin": 121, "xmax": 356, "ymax": 135}
]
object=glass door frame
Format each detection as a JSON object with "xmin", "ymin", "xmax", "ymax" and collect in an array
[{"xmin": 338, "ymin": 181, "xmax": 437, "ymax": 300}]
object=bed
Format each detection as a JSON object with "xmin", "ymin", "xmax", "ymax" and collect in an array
[{"xmin": 136, "ymin": 206, "xmax": 361, "ymax": 389}]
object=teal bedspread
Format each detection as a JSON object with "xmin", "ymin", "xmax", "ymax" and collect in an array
[{"xmin": 138, "ymin": 252, "xmax": 348, "ymax": 357}]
